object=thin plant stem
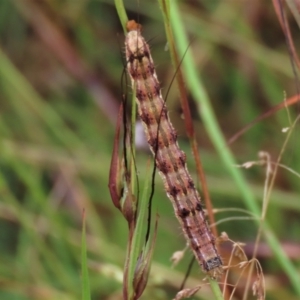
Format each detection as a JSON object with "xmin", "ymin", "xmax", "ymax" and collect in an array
[{"xmin": 114, "ymin": 0, "xmax": 128, "ymax": 34}]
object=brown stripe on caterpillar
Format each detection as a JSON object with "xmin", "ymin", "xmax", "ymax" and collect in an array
[{"xmin": 125, "ymin": 19, "xmax": 223, "ymax": 278}]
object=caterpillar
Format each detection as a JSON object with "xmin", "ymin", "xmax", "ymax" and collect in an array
[{"xmin": 125, "ymin": 20, "xmax": 222, "ymax": 278}]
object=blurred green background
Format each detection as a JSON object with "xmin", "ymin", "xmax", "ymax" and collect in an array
[{"xmin": 0, "ymin": 0, "xmax": 300, "ymax": 299}]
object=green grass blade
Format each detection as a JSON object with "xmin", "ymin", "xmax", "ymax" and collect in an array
[
  {"xmin": 81, "ymin": 210, "xmax": 91, "ymax": 300},
  {"xmin": 114, "ymin": 0, "xmax": 128, "ymax": 34},
  {"xmin": 126, "ymin": 161, "xmax": 152, "ymax": 299}
]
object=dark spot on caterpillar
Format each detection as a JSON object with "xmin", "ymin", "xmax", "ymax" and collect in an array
[
  {"xmin": 169, "ymin": 185, "xmax": 181, "ymax": 197},
  {"xmin": 148, "ymin": 136, "xmax": 157, "ymax": 150},
  {"xmin": 128, "ymin": 53, "xmax": 136, "ymax": 63},
  {"xmin": 133, "ymin": 53, "xmax": 145, "ymax": 62},
  {"xmin": 140, "ymin": 112, "xmax": 151, "ymax": 125},
  {"xmin": 154, "ymin": 83, "xmax": 160, "ymax": 97},
  {"xmin": 140, "ymin": 112, "xmax": 155, "ymax": 125},
  {"xmin": 159, "ymin": 160, "xmax": 172, "ymax": 174},
  {"xmin": 195, "ymin": 202, "xmax": 203, "ymax": 211},
  {"xmin": 136, "ymin": 89, "xmax": 146, "ymax": 101},
  {"xmin": 178, "ymin": 151, "xmax": 186, "ymax": 166},
  {"xmin": 143, "ymin": 48, "xmax": 150, "ymax": 59},
  {"xmin": 187, "ymin": 179, "xmax": 194, "ymax": 189},
  {"xmin": 178, "ymin": 207, "xmax": 190, "ymax": 218}
]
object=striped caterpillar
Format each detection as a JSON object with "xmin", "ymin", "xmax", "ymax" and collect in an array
[{"xmin": 125, "ymin": 20, "xmax": 222, "ymax": 278}]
